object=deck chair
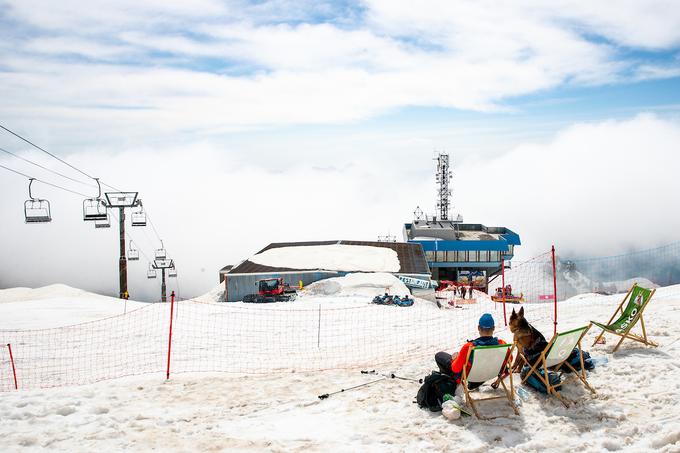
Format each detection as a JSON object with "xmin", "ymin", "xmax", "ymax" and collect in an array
[
  {"xmin": 519, "ymin": 325, "xmax": 595, "ymax": 407},
  {"xmin": 591, "ymin": 284, "xmax": 658, "ymax": 353},
  {"xmin": 461, "ymin": 343, "xmax": 519, "ymax": 419}
]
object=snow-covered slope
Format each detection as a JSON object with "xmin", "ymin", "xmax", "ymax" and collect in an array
[
  {"xmin": 0, "ymin": 284, "xmax": 147, "ymax": 329},
  {"xmin": 1, "ymin": 282, "xmax": 680, "ymax": 452}
]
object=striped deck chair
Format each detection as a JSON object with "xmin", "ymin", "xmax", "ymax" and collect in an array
[
  {"xmin": 461, "ymin": 343, "xmax": 519, "ymax": 420},
  {"xmin": 591, "ymin": 284, "xmax": 658, "ymax": 353},
  {"xmin": 519, "ymin": 325, "xmax": 595, "ymax": 407}
]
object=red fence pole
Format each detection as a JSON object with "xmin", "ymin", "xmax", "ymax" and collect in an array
[
  {"xmin": 501, "ymin": 258, "xmax": 507, "ymax": 326},
  {"xmin": 166, "ymin": 291, "xmax": 175, "ymax": 380},
  {"xmin": 551, "ymin": 245, "xmax": 558, "ymax": 336},
  {"xmin": 7, "ymin": 343, "xmax": 18, "ymax": 390}
]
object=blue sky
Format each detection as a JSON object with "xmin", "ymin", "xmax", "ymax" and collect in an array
[{"xmin": 2, "ymin": 1, "xmax": 680, "ymax": 298}]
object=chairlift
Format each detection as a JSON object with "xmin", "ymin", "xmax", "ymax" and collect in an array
[
  {"xmin": 131, "ymin": 200, "xmax": 147, "ymax": 227},
  {"xmin": 24, "ymin": 178, "xmax": 52, "ymax": 223},
  {"xmin": 147, "ymin": 265, "xmax": 157, "ymax": 279},
  {"xmin": 83, "ymin": 178, "xmax": 108, "ymax": 221},
  {"xmin": 128, "ymin": 241, "xmax": 139, "ymax": 261},
  {"xmin": 168, "ymin": 267, "xmax": 177, "ymax": 278},
  {"xmin": 94, "ymin": 213, "xmax": 111, "ymax": 228},
  {"xmin": 155, "ymin": 240, "xmax": 167, "ymax": 260}
]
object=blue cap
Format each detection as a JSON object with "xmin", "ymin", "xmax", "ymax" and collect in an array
[{"xmin": 479, "ymin": 313, "xmax": 495, "ymax": 329}]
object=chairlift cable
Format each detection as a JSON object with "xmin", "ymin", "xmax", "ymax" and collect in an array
[
  {"xmin": 0, "ymin": 163, "xmax": 90, "ymax": 197},
  {"xmin": 0, "ymin": 123, "xmax": 99, "ymax": 183},
  {"xmin": 0, "ymin": 147, "xmax": 97, "ymax": 188}
]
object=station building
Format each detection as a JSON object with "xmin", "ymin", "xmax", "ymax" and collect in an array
[
  {"xmin": 403, "ymin": 218, "xmax": 521, "ymax": 292},
  {"xmin": 221, "ymin": 240, "xmax": 431, "ymax": 302}
]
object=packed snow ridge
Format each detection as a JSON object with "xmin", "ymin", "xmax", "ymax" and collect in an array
[
  {"xmin": 303, "ymin": 273, "xmax": 410, "ymax": 298},
  {"xmin": 249, "ymin": 244, "xmax": 401, "ymax": 273}
]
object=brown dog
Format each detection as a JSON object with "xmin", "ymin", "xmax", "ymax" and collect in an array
[{"xmin": 508, "ymin": 307, "xmax": 545, "ymax": 372}]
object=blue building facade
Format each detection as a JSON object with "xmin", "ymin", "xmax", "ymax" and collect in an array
[{"xmin": 403, "ymin": 219, "xmax": 521, "ymax": 291}]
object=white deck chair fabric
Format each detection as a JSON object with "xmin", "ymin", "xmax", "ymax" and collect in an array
[
  {"xmin": 544, "ymin": 327, "xmax": 588, "ymax": 368},
  {"xmin": 465, "ymin": 344, "xmax": 512, "ymax": 382}
]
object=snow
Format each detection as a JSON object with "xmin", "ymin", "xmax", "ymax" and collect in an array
[
  {"xmin": 193, "ymin": 283, "xmax": 225, "ymax": 303},
  {"xmin": 0, "ymin": 285, "xmax": 147, "ymax": 329},
  {"xmin": 302, "ymin": 272, "xmax": 410, "ymax": 298},
  {"xmin": 1, "ymin": 282, "xmax": 680, "ymax": 452},
  {"xmin": 249, "ymin": 244, "xmax": 401, "ymax": 272}
]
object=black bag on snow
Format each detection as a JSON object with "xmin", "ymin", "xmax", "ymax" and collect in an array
[
  {"xmin": 416, "ymin": 371, "xmax": 457, "ymax": 412},
  {"xmin": 559, "ymin": 347, "xmax": 594, "ymax": 373}
]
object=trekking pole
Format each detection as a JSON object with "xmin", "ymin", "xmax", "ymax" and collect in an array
[
  {"xmin": 318, "ymin": 377, "xmax": 386, "ymax": 400},
  {"xmin": 361, "ymin": 370, "xmax": 423, "ymax": 384}
]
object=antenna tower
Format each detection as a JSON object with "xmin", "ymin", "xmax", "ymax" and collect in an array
[{"xmin": 434, "ymin": 152, "xmax": 452, "ymax": 220}]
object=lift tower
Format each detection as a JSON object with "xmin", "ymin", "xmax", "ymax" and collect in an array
[{"xmin": 104, "ymin": 192, "xmax": 140, "ymax": 299}]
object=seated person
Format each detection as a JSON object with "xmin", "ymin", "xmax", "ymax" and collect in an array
[{"xmin": 434, "ymin": 313, "xmax": 507, "ymax": 389}]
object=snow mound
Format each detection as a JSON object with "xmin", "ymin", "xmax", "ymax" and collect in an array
[
  {"xmin": 194, "ymin": 284, "xmax": 225, "ymax": 303},
  {"xmin": 303, "ymin": 273, "xmax": 410, "ymax": 298},
  {"xmin": 0, "ymin": 284, "xmax": 113, "ymax": 304},
  {"xmin": 249, "ymin": 244, "xmax": 400, "ymax": 272}
]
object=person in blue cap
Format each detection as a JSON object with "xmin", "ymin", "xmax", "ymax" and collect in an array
[{"xmin": 434, "ymin": 313, "xmax": 507, "ymax": 387}]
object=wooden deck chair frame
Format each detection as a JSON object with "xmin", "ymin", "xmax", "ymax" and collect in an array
[
  {"xmin": 591, "ymin": 284, "xmax": 658, "ymax": 353},
  {"xmin": 461, "ymin": 343, "xmax": 519, "ymax": 420},
  {"xmin": 518, "ymin": 325, "xmax": 595, "ymax": 407}
]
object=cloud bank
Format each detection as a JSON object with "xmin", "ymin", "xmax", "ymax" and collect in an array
[{"xmin": 1, "ymin": 114, "xmax": 679, "ymax": 299}]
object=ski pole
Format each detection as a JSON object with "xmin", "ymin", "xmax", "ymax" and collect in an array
[
  {"xmin": 318, "ymin": 377, "xmax": 386, "ymax": 400},
  {"xmin": 361, "ymin": 370, "xmax": 423, "ymax": 383}
]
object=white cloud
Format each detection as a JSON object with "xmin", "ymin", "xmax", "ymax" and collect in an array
[
  {"xmin": 1, "ymin": 0, "xmax": 680, "ymax": 143},
  {"xmin": 2, "ymin": 114, "xmax": 678, "ymax": 299}
]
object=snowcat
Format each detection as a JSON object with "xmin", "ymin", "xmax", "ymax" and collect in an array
[
  {"xmin": 243, "ymin": 277, "xmax": 297, "ymax": 303},
  {"xmin": 491, "ymin": 284, "xmax": 524, "ymax": 303}
]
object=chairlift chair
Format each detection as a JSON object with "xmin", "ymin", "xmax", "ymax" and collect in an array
[
  {"xmin": 128, "ymin": 242, "xmax": 139, "ymax": 261},
  {"xmin": 155, "ymin": 240, "xmax": 167, "ymax": 260},
  {"xmin": 131, "ymin": 201, "xmax": 147, "ymax": 227},
  {"xmin": 24, "ymin": 179, "xmax": 52, "ymax": 223},
  {"xmin": 147, "ymin": 265, "xmax": 157, "ymax": 279},
  {"xmin": 169, "ymin": 268, "xmax": 177, "ymax": 278},
  {"xmin": 94, "ymin": 213, "xmax": 111, "ymax": 228},
  {"xmin": 83, "ymin": 178, "xmax": 108, "ymax": 221}
]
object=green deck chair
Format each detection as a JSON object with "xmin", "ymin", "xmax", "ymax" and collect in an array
[
  {"xmin": 591, "ymin": 284, "xmax": 658, "ymax": 353},
  {"xmin": 461, "ymin": 343, "xmax": 519, "ymax": 419},
  {"xmin": 519, "ymin": 325, "xmax": 595, "ymax": 407}
]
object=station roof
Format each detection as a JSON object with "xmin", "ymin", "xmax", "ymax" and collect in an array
[
  {"xmin": 227, "ymin": 240, "xmax": 430, "ymax": 275},
  {"xmin": 405, "ymin": 220, "xmax": 520, "ymax": 244}
]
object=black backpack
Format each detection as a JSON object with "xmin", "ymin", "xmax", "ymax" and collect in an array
[{"xmin": 416, "ymin": 371, "xmax": 457, "ymax": 412}]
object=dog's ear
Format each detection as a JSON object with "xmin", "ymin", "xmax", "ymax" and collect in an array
[{"xmin": 519, "ymin": 306, "xmax": 524, "ymax": 317}]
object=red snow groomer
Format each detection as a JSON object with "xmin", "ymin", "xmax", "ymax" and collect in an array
[
  {"xmin": 243, "ymin": 278, "xmax": 297, "ymax": 303},
  {"xmin": 491, "ymin": 285, "xmax": 524, "ymax": 304}
]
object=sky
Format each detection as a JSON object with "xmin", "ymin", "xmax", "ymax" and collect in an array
[{"xmin": 1, "ymin": 0, "xmax": 680, "ymax": 300}]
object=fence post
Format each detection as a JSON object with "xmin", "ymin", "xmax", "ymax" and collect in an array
[
  {"xmin": 166, "ymin": 291, "xmax": 175, "ymax": 380},
  {"xmin": 551, "ymin": 245, "xmax": 558, "ymax": 335},
  {"xmin": 501, "ymin": 258, "xmax": 507, "ymax": 326},
  {"xmin": 317, "ymin": 304, "xmax": 321, "ymax": 349},
  {"xmin": 7, "ymin": 343, "xmax": 17, "ymax": 390}
]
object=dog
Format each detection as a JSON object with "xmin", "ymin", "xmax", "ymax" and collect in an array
[{"xmin": 508, "ymin": 307, "xmax": 547, "ymax": 372}]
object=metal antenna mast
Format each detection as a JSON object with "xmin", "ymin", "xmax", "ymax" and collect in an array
[{"xmin": 434, "ymin": 152, "xmax": 452, "ymax": 221}]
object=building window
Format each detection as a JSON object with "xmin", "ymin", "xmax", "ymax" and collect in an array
[
  {"xmin": 446, "ymin": 251, "xmax": 457, "ymax": 262},
  {"xmin": 469, "ymin": 251, "xmax": 479, "ymax": 262},
  {"xmin": 425, "ymin": 251, "xmax": 435, "ymax": 261},
  {"xmin": 436, "ymin": 251, "xmax": 446, "ymax": 262},
  {"xmin": 489, "ymin": 251, "xmax": 500, "ymax": 262},
  {"xmin": 456, "ymin": 251, "xmax": 467, "ymax": 261}
]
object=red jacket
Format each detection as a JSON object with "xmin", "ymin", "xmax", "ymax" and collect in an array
[{"xmin": 451, "ymin": 337, "xmax": 507, "ymax": 383}]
